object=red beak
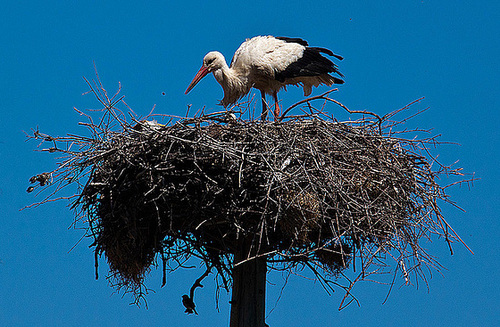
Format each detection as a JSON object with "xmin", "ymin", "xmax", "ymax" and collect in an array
[{"xmin": 185, "ymin": 66, "xmax": 209, "ymax": 94}]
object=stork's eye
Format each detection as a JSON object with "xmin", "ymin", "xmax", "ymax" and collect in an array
[{"xmin": 206, "ymin": 58, "xmax": 215, "ymax": 65}]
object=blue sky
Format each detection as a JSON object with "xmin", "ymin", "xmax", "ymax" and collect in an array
[{"xmin": 1, "ymin": 1, "xmax": 499, "ymax": 326}]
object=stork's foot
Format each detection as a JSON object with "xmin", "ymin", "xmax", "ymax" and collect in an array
[
  {"xmin": 274, "ymin": 105, "xmax": 280, "ymax": 122},
  {"xmin": 273, "ymin": 91, "xmax": 280, "ymax": 122}
]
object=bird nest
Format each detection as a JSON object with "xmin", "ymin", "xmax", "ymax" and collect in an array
[{"xmin": 27, "ymin": 81, "xmax": 470, "ymax": 307}]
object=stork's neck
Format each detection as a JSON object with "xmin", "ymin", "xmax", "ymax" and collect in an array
[
  {"xmin": 212, "ymin": 58, "xmax": 249, "ymax": 107},
  {"xmin": 213, "ymin": 60, "xmax": 233, "ymax": 85}
]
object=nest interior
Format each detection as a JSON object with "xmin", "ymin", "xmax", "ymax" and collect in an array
[{"xmin": 73, "ymin": 114, "xmax": 448, "ymax": 287}]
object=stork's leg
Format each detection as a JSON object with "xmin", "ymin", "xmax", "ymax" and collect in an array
[
  {"xmin": 273, "ymin": 91, "xmax": 280, "ymax": 121},
  {"xmin": 260, "ymin": 90, "xmax": 268, "ymax": 121}
]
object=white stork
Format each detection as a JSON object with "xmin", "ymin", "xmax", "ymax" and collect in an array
[{"xmin": 185, "ymin": 35, "xmax": 344, "ymax": 121}]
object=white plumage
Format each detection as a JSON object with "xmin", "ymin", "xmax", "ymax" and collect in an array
[{"xmin": 185, "ymin": 35, "xmax": 344, "ymax": 120}]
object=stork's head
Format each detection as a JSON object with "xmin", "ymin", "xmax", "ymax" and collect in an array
[
  {"xmin": 185, "ymin": 51, "xmax": 225, "ymax": 94},
  {"xmin": 203, "ymin": 51, "xmax": 225, "ymax": 71}
]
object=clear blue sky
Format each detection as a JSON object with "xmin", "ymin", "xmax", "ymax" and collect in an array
[{"xmin": 1, "ymin": 1, "xmax": 498, "ymax": 326}]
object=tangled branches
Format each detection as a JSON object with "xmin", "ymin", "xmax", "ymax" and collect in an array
[{"xmin": 26, "ymin": 77, "xmax": 471, "ymax": 308}]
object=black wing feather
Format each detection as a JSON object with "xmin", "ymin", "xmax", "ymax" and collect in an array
[
  {"xmin": 276, "ymin": 37, "xmax": 344, "ymax": 61},
  {"xmin": 275, "ymin": 36, "xmax": 309, "ymax": 46},
  {"xmin": 275, "ymin": 46, "xmax": 344, "ymax": 83},
  {"xmin": 309, "ymin": 47, "xmax": 344, "ymax": 61}
]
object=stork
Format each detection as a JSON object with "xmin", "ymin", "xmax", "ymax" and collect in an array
[{"xmin": 185, "ymin": 35, "xmax": 344, "ymax": 121}]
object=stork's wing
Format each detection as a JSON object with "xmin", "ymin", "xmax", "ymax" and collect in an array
[
  {"xmin": 230, "ymin": 37, "xmax": 253, "ymax": 68},
  {"xmin": 275, "ymin": 46, "xmax": 344, "ymax": 83},
  {"xmin": 230, "ymin": 36, "xmax": 306, "ymax": 75},
  {"xmin": 230, "ymin": 35, "xmax": 344, "ymax": 84},
  {"xmin": 276, "ymin": 36, "xmax": 343, "ymax": 61},
  {"xmin": 275, "ymin": 36, "xmax": 309, "ymax": 47}
]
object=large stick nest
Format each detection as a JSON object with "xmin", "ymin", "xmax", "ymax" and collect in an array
[{"xmin": 27, "ymin": 81, "xmax": 470, "ymax": 306}]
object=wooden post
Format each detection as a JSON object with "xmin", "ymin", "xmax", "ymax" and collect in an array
[{"xmin": 229, "ymin": 239, "xmax": 267, "ymax": 327}]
